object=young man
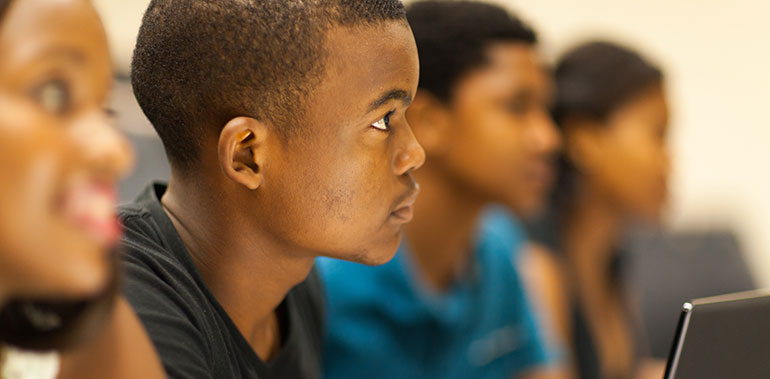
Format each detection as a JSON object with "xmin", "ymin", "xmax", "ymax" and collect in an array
[
  {"xmin": 119, "ymin": 1, "xmax": 424, "ymax": 378},
  {"xmin": 318, "ymin": 2, "xmax": 566, "ymax": 378}
]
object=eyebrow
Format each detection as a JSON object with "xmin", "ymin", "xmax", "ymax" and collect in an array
[
  {"xmin": 38, "ymin": 47, "xmax": 86, "ymax": 65},
  {"xmin": 367, "ymin": 89, "xmax": 412, "ymax": 113}
]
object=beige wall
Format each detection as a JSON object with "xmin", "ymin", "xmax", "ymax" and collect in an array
[
  {"xmin": 491, "ymin": 0, "xmax": 770, "ymax": 286},
  {"xmin": 96, "ymin": 0, "xmax": 770, "ymax": 285},
  {"xmin": 92, "ymin": 0, "xmax": 150, "ymax": 75}
]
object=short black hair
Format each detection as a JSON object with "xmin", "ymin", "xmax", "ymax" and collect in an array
[
  {"xmin": 131, "ymin": 0, "xmax": 406, "ymax": 171},
  {"xmin": 406, "ymin": 0, "xmax": 537, "ymax": 103},
  {"xmin": 0, "ymin": 0, "xmax": 12, "ymax": 23},
  {"xmin": 553, "ymin": 41, "xmax": 663, "ymax": 125}
]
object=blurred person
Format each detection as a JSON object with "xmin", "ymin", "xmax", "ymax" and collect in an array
[
  {"xmin": 119, "ymin": 0, "xmax": 424, "ymax": 377},
  {"xmin": 317, "ymin": 2, "xmax": 567, "ymax": 378},
  {"xmin": 0, "ymin": 0, "xmax": 163, "ymax": 377},
  {"xmin": 524, "ymin": 41, "xmax": 670, "ymax": 379}
]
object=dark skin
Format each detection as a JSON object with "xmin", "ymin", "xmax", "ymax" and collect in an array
[
  {"xmin": 0, "ymin": 0, "xmax": 163, "ymax": 377},
  {"xmin": 161, "ymin": 21, "xmax": 424, "ymax": 360},
  {"xmin": 404, "ymin": 43, "xmax": 565, "ymax": 379},
  {"xmin": 528, "ymin": 85, "xmax": 670, "ymax": 379},
  {"xmin": 0, "ymin": 0, "xmax": 131, "ymax": 301},
  {"xmin": 59, "ymin": 298, "xmax": 164, "ymax": 379},
  {"xmin": 565, "ymin": 85, "xmax": 669, "ymax": 379},
  {"xmin": 405, "ymin": 43, "xmax": 559, "ymax": 291}
]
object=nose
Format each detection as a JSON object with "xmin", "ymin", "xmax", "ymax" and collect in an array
[
  {"xmin": 661, "ymin": 146, "xmax": 672, "ymax": 180},
  {"xmin": 71, "ymin": 110, "xmax": 134, "ymax": 181},
  {"xmin": 531, "ymin": 110, "xmax": 562, "ymax": 155},
  {"xmin": 393, "ymin": 121, "xmax": 426, "ymax": 176}
]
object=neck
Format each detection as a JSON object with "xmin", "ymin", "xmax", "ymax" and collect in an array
[
  {"xmin": 404, "ymin": 164, "xmax": 485, "ymax": 291},
  {"xmin": 162, "ymin": 174, "xmax": 315, "ymax": 359},
  {"xmin": 562, "ymin": 182, "xmax": 624, "ymax": 282}
]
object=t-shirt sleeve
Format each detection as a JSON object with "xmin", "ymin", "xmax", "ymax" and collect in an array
[
  {"xmin": 481, "ymin": 207, "xmax": 562, "ymax": 370},
  {"xmin": 121, "ymin": 239, "xmax": 214, "ymax": 379}
]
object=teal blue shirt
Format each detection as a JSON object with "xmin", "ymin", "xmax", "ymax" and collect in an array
[{"xmin": 317, "ymin": 207, "xmax": 550, "ymax": 379}]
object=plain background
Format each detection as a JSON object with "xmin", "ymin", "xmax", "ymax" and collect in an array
[{"xmin": 93, "ymin": 0, "xmax": 770, "ymax": 287}]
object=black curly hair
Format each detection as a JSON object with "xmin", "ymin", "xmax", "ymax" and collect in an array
[
  {"xmin": 0, "ymin": 0, "xmax": 11, "ymax": 21},
  {"xmin": 131, "ymin": 0, "xmax": 408, "ymax": 172},
  {"xmin": 406, "ymin": 0, "xmax": 537, "ymax": 103}
]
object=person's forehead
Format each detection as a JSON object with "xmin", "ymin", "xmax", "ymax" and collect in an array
[
  {"xmin": 454, "ymin": 43, "xmax": 549, "ymax": 101},
  {"xmin": 0, "ymin": 0, "xmax": 111, "ymax": 97},
  {"xmin": 481, "ymin": 43, "xmax": 546, "ymax": 86},
  {"xmin": 0, "ymin": 0, "xmax": 108, "ymax": 67},
  {"xmin": 306, "ymin": 21, "xmax": 419, "ymax": 119}
]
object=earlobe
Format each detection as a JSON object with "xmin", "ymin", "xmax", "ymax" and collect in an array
[{"xmin": 218, "ymin": 117, "xmax": 268, "ymax": 191}]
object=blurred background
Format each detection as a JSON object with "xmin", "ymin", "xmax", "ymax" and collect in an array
[{"xmin": 93, "ymin": 0, "xmax": 770, "ymax": 358}]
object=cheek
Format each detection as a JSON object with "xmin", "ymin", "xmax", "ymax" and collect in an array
[
  {"xmin": 316, "ymin": 151, "xmax": 390, "ymax": 229},
  {"xmin": 598, "ymin": 138, "xmax": 668, "ymax": 215},
  {"xmin": 444, "ymin": 110, "xmax": 527, "ymax": 199},
  {"xmin": 270, "ymin": 142, "xmax": 393, "ymax": 251},
  {"xmin": 0, "ymin": 128, "xmax": 106, "ymax": 296},
  {"xmin": 0, "ymin": 116, "xmax": 63, "ymax": 243}
]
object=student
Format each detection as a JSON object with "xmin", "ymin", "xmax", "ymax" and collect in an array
[
  {"xmin": 0, "ymin": 0, "xmax": 163, "ymax": 378},
  {"xmin": 317, "ymin": 2, "xmax": 566, "ymax": 378},
  {"xmin": 526, "ymin": 41, "xmax": 670, "ymax": 379},
  {"xmin": 120, "ymin": 0, "xmax": 424, "ymax": 377}
]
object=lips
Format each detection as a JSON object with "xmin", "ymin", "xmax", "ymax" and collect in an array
[
  {"xmin": 62, "ymin": 181, "xmax": 121, "ymax": 247},
  {"xmin": 390, "ymin": 184, "xmax": 420, "ymax": 223},
  {"xmin": 527, "ymin": 157, "xmax": 556, "ymax": 189}
]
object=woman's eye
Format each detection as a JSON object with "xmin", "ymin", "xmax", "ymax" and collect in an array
[
  {"xmin": 35, "ymin": 80, "xmax": 71, "ymax": 114},
  {"xmin": 371, "ymin": 111, "xmax": 394, "ymax": 131},
  {"xmin": 507, "ymin": 100, "xmax": 528, "ymax": 116}
]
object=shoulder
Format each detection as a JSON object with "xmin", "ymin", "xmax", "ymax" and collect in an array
[
  {"xmin": 478, "ymin": 206, "xmax": 526, "ymax": 259},
  {"xmin": 118, "ymin": 202, "xmax": 165, "ymax": 255},
  {"xmin": 518, "ymin": 243, "xmax": 572, "ymax": 355},
  {"xmin": 518, "ymin": 243, "xmax": 566, "ymax": 297},
  {"xmin": 116, "ymin": 201, "xmax": 207, "ymax": 344},
  {"xmin": 117, "ymin": 213, "xmax": 216, "ymax": 377}
]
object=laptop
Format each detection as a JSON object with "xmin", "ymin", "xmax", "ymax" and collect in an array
[{"xmin": 664, "ymin": 289, "xmax": 770, "ymax": 379}]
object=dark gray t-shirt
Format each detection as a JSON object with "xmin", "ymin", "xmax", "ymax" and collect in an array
[{"xmin": 120, "ymin": 183, "xmax": 323, "ymax": 378}]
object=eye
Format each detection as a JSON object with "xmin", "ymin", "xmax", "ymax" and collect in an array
[
  {"xmin": 34, "ymin": 80, "xmax": 71, "ymax": 114},
  {"xmin": 104, "ymin": 107, "xmax": 118, "ymax": 119},
  {"xmin": 506, "ymin": 100, "xmax": 529, "ymax": 116},
  {"xmin": 371, "ymin": 110, "xmax": 395, "ymax": 131}
]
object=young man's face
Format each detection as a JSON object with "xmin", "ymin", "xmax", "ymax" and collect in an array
[
  {"xmin": 260, "ymin": 21, "xmax": 424, "ymax": 265},
  {"xmin": 430, "ymin": 43, "xmax": 560, "ymax": 217}
]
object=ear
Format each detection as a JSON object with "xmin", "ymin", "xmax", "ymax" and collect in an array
[
  {"xmin": 563, "ymin": 117, "xmax": 606, "ymax": 173},
  {"xmin": 217, "ymin": 116, "xmax": 269, "ymax": 190},
  {"xmin": 405, "ymin": 90, "xmax": 452, "ymax": 156}
]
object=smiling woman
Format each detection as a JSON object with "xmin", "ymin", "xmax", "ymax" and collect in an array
[{"xmin": 0, "ymin": 0, "xmax": 161, "ymax": 378}]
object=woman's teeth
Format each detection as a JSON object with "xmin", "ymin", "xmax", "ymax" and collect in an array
[{"xmin": 63, "ymin": 182, "xmax": 120, "ymax": 246}]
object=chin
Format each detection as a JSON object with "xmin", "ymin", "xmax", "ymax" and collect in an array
[
  {"xmin": 357, "ymin": 247, "xmax": 399, "ymax": 266},
  {"xmin": 334, "ymin": 232, "xmax": 402, "ymax": 266},
  {"xmin": 50, "ymin": 245, "xmax": 112, "ymax": 300},
  {"xmin": 502, "ymin": 196, "xmax": 542, "ymax": 220},
  {"xmin": 54, "ymin": 262, "xmax": 110, "ymax": 300}
]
